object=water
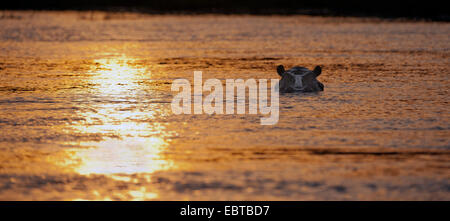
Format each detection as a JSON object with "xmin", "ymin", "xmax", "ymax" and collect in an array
[{"xmin": 0, "ymin": 11, "xmax": 449, "ymax": 200}]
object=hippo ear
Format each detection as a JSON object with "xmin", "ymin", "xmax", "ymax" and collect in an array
[
  {"xmin": 313, "ymin": 66, "xmax": 322, "ymax": 77},
  {"xmin": 277, "ymin": 65, "xmax": 285, "ymax": 77}
]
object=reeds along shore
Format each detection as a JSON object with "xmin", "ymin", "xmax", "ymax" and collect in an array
[{"xmin": 1, "ymin": 0, "xmax": 449, "ymax": 21}]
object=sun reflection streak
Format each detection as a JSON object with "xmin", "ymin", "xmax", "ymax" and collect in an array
[
  {"xmin": 59, "ymin": 55, "xmax": 173, "ymax": 200},
  {"xmin": 90, "ymin": 56, "xmax": 149, "ymax": 95},
  {"xmin": 67, "ymin": 137, "xmax": 173, "ymax": 175}
]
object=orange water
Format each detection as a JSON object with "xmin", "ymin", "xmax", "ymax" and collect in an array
[{"xmin": 0, "ymin": 11, "xmax": 449, "ymax": 200}]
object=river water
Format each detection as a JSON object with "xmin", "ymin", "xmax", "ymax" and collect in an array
[{"xmin": 0, "ymin": 11, "xmax": 449, "ymax": 200}]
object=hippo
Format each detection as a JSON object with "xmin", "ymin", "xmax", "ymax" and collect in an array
[{"xmin": 277, "ymin": 65, "xmax": 324, "ymax": 93}]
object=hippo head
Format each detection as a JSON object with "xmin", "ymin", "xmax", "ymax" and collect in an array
[{"xmin": 277, "ymin": 65, "xmax": 324, "ymax": 93}]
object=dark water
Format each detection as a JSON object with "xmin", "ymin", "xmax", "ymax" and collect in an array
[{"xmin": 0, "ymin": 11, "xmax": 449, "ymax": 200}]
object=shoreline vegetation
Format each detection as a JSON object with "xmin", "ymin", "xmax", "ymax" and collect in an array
[{"xmin": 1, "ymin": 0, "xmax": 449, "ymax": 21}]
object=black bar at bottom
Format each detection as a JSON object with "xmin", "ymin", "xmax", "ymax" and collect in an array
[{"xmin": 0, "ymin": 201, "xmax": 447, "ymax": 220}]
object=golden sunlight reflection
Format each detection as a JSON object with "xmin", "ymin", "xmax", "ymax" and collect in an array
[
  {"xmin": 62, "ymin": 55, "xmax": 175, "ymax": 185},
  {"xmin": 90, "ymin": 56, "xmax": 149, "ymax": 95},
  {"xmin": 65, "ymin": 137, "xmax": 173, "ymax": 175}
]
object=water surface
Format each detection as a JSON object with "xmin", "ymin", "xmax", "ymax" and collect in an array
[{"xmin": 0, "ymin": 11, "xmax": 449, "ymax": 200}]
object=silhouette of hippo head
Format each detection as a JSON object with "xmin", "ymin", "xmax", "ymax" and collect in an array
[{"xmin": 277, "ymin": 65, "xmax": 324, "ymax": 93}]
